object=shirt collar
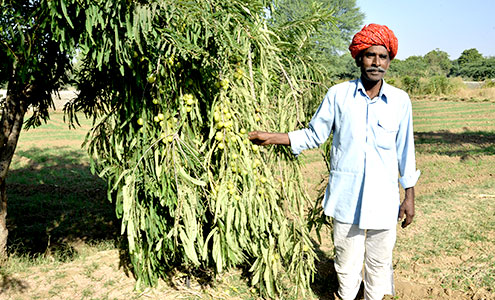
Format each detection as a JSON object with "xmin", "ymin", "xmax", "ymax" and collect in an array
[{"xmin": 355, "ymin": 78, "xmax": 389, "ymax": 103}]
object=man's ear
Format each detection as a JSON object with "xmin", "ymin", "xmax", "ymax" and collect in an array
[{"xmin": 355, "ymin": 55, "xmax": 362, "ymax": 67}]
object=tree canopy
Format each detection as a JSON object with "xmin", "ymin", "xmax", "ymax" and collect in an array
[{"xmin": 271, "ymin": 0, "xmax": 364, "ymax": 79}]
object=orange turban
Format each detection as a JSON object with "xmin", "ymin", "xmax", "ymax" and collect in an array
[{"xmin": 349, "ymin": 24, "xmax": 398, "ymax": 60}]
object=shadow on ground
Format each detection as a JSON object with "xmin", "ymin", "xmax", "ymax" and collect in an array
[
  {"xmin": 6, "ymin": 148, "xmax": 119, "ymax": 259},
  {"xmin": 415, "ymin": 130, "xmax": 495, "ymax": 157}
]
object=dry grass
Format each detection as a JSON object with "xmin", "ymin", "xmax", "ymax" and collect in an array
[{"xmin": 456, "ymin": 87, "xmax": 495, "ymax": 100}]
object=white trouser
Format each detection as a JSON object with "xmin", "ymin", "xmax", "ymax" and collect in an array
[{"xmin": 333, "ymin": 219, "xmax": 396, "ymax": 300}]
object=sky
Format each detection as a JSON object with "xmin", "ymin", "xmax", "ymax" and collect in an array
[{"xmin": 355, "ymin": 0, "xmax": 495, "ymax": 60}]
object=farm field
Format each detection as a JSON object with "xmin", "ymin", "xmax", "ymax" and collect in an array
[{"xmin": 1, "ymin": 96, "xmax": 494, "ymax": 300}]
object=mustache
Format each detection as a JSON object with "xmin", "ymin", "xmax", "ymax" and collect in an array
[{"xmin": 365, "ymin": 66, "xmax": 386, "ymax": 73}]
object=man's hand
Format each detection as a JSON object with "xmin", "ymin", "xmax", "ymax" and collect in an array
[
  {"xmin": 248, "ymin": 131, "xmax": 290, "ymax": 146},
  {"xmin": 398, "ymin": 187, "xmax": 415, "ymax": 228}
]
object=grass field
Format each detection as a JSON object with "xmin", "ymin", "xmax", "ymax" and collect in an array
[{"xmin": 1, "ymin": 95, "xmax": 494, "ymax": 300}]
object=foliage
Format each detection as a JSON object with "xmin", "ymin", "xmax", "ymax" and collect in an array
[
  {"xmin": 400, "ymin": 76, "xmax": 421, "ymax": 95},
  {"xmin": 458, "ymin": 57, "xmax": 495, "ymax": 81},
  {"xmin": 271, "ymin": 0, "xmax": 364, "ymax": 79},
  {"xmin": 457, "ymin": 48, "xmax": 484, "ymax": 67},
  {"xmin": 388, "ymin": 55, "xmax": 428, "ymax": 78},
  {"xmin": 423, "ymin": 75, "xmax": 459, "ymax": 95},
  {"xmin": 46, "ymin": 0, "xmax": 336, "ymax": 297},
  {"xmin": 423, "ymin": 49, "xmax": 452, "ymax": 76},
  {"xmin": 0, "ymin": 0, "xmax": 70, "ymax": 127}
]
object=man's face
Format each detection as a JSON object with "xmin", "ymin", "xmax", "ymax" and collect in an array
[{"xmin": 358, "ymin": 45, "xmax": 391, "ymax": 83}]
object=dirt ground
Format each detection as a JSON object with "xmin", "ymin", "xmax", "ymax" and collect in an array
[{"xmin": 0, "ymin": 246, "xmax": 481, "ymax": 300}]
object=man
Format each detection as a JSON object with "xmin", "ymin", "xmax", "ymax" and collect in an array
[{"xmin": 248, "ymin": 24, "xmax": 420, "ymax": 300}]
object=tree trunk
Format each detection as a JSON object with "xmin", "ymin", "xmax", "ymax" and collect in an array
[{"xmin": 0, "ymin": 88, "xmax": 28, "ymax": 259}]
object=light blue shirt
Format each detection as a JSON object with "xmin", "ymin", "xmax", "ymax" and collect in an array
[{"xmin": 288, "ymin": 79, "xmax": 420, "ymax": 229}]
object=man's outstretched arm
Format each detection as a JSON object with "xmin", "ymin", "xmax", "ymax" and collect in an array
[{"xmin": 248, "ymin": 131, "xmax": 290, "ymax": 146}]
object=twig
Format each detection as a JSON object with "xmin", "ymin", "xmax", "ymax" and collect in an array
[{"xmin": 277, "ymin": 60, "xmax": 303, "ymax": 127}]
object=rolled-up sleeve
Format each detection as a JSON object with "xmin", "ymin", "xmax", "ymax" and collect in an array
[
  {"xmin": 288, "ymin": 91, "xmax": 335, "ymax": 156},
  {"xmin": 396, "ymin": 98, "xmax": 420, "ymax": 188}
]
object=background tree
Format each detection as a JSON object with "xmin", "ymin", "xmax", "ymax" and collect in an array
[
  {"xmin": 459, "ymin": 56, "xmax": 495, "ymax": 80},
  {"xmin": 271, "ymin": 0, "xmax": 364, "ymax": 79},
  {"xmin": 451, "ymin": 48, "xmax": 494, "ymax": 80},
  {"xmin": 424, "ymin": 49, "xmax": 452, "ymax": 76},
  {"xmin": 457, "ymin": 48, "xmax": 484, "ymax": 67},
  {"xmin": 0, "ymin": 0, "xmax": 72, "ymax": 258},
  {"xmin": 388, "ymin": 55, "xmax": 429, "ymax": 77}
]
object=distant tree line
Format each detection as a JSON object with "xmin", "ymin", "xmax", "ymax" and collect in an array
[{"xmin": 387, "ymin": 48, "xmax": 495, "ymax": 80}]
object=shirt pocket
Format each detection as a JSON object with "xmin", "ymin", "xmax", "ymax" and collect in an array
[{"xmin": 375, "ymin": 119, "xmax": 398, "ymax": 150}]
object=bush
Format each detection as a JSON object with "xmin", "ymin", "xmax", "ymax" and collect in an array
[
  {"xmin": 424, "ymin": 76, "xmax": 458, "ymax": 95},
  {"xmin": 483, "ymin": 80, "xmax": 495, "ymax": 88},
  {"xmin": 401, "ymin": 76, "xmax": 421, "ymax": 94}
]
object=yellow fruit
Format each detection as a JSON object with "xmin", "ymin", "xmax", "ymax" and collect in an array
[
  {"xmin": 152, "ymin": 98, "xmax": 159, "ymax": 104},
  {"xmin": 137, "ymin": 118, "xmax": 144, "ymax": 126},
  {"xmin": 213, "ymin": 112, "xmax": 221, "ymax": 122},
  {"xmin": 216, "ymin": 121, "xmax": 224, "ymax": 129},
  {"xmin": 220, "ymin": 79, "xmax": 229, "ymax": 90},
  {"xmin": 234, "ymin": 68, "xmax": 244, "ymax": 80},
  {"xmin": 251, "ymin": 144, "xmax": 259, "ymax": 152},
  {"xmin": 218, "ymin": 142, "xmax": 225, "ymax": 150},
  {"xmin": 303, "ymin": 244, "xmax": 309, "ymax": 252},
  {"xmin": 253, "ymin": 159, "xmax": 261, "ymax": 167},
  {"xmin": 186, "ymin": 106, "xmax": 192, "ymax": 112},
  {"xmin": 147, "ymin": 75, "xmax": 156, "ymax": 84},
  {"xmin": 215, "ymin": 131, "xmax": 224, "ymax": 141},
  {"xmin": 224, "ymin": 120, "xmax": 233, "ymax": 129},
  {"xmin": 154, "ymin": 116, "xmax": 160, "ymax": 122},
  {"xmin": 254, "ymin": 115, "xmax": 261, "ymax": 122},
  {"xmin": 232, "ymin": 153, "xmax": 238, "ymax": 159},
  {"xmin": 167, "ymin": 136, "xmax": 174, "ymax": 143},
  {"xmin": 157, "ymin": 113, "xmax": 164, "ymax": 121},
  {"xmin": 183, "ymin": 94, "xmax": 194, "ymax": 105},
  {"xmin": 240, "ymin": 128, "xmax": 247, "ymax": 134}
]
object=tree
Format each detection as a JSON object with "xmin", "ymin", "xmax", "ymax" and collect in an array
[
  {"xmin": 388, "ymin": 55, "xmax": 428, "ymax": 77},
  {"xmin": 0, "ymin": 0, "xmax": 72, "ymax": 258},
  {"xmin": 457, "ymin": 48, "xmax": 483, "ymax": 67},
  {"xmin": 8, "ymin": 0, "xmax": 335, "ymax": 297},
  {"xmin": 424, "ymin": 49, "xmax": 452, "ymax": 76},
  {"xmin": 459, "ymin": 57, "xmax": 495, "ymax": 80}
]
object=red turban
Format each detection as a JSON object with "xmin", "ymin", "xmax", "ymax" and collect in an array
[{"xmin": 349, "ymin": 24, "xmax": 398, "ymax": 60}]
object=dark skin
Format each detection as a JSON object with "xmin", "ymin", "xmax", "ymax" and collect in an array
[{"xmin": 248, "ymin": 45, "xmax": 415, "ymax": 228}]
